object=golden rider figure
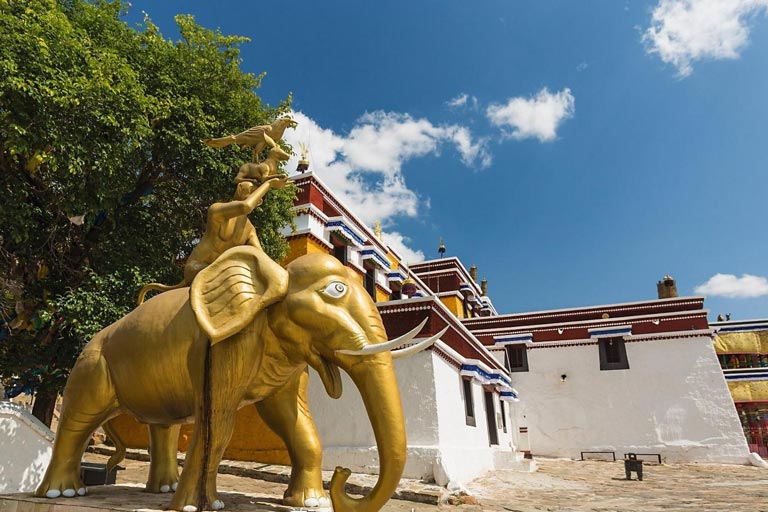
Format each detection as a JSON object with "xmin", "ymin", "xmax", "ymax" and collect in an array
[{"xmin": 137, "ymin": 176, "xmax": 288, "ymax": 304}]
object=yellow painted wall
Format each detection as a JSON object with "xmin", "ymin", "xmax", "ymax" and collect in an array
[
  {"xmin": 439, "ymin": 295, "xmax": 465, "ymax": 318},
  {"xmin": 714, "ymin": 331, "xmax": 768, "ymax": 354},
  {"xmin": 376, "ymin": 286, "xmax": 389, "ymax": 303},
  {"xmin": 728, "ymin": 380, "xmax": 768, "ymax": 403},
  {"xmin": 714, "ymin": 332, "xmax": 768, "ymax": 405},
  {"xmin": 283, "ymin": 236, "xmax": 330, "ymax": 265},
  {"xmin": 387, "ymin": 253, "xmax": 398, "ymax": 270}
]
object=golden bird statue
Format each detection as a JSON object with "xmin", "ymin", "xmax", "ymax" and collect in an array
[{"xmin": 203, "ymin": 116, "xmax": 297, "ymax": 162}]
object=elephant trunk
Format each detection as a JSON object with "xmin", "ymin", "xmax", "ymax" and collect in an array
[{"xmin": 330, "ymin": 353, "xmax": 406, "ymax": 512}]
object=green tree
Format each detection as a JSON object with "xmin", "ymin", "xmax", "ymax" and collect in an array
[{"xmin": 0, "ymin": 0, "xmax": 297, "ymax": 425}]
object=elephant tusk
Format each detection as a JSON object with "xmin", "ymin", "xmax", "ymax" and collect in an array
[
  {"xmin": 391, "ymin": 327, "xmax": 448, "ymax": 359},
  {"xmin": 335, "ymin": 318, "xmax": 428, "ymax": 356}
]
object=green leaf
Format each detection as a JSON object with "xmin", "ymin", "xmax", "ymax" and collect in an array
[{"xmin": 0, "ymin": 0, "xmax": 294, "ymax": 408}]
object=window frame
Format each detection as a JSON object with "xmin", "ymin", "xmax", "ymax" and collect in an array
[
  {"xmin": 332, "ymin": 244, "xmax": 348, "ymax": 265},
  {"xmin": 598, "ymin": 336, "xmax": 630, "ymax": 371},
  {"xmin": 499, "ymin": 396, "xmax": 507, "ymax": 433},
  {"xmin": 483, "ymin": 389, "xmax": 499, "ymax": 445},
  {"xmin": 461, "ymin": 377, "xmax": 476, "ymax": 427},
  {"xmin": 364, "ymin": 265, "xmax": 376, "ymax": 300},
  {"xmin": 504, "ymin": 343, "xmax": 529, "ymax": 373}
]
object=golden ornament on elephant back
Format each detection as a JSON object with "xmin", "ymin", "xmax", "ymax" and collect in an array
[{"xmin": 36, "ymin": 120, "xmax": 439, "ymax": 512}]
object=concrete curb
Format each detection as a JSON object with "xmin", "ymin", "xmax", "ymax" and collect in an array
[{"xmin": 87, "ymin": 445, "xmax": 445, "ymax": 505}]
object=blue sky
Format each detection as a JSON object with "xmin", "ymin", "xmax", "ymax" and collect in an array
[{"xmin": 124, "ymin": 1, "xmax": 768, "ymax": 320}]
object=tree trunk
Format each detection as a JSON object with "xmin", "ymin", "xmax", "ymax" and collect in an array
[{"xmin": 32, "ymin": 388, "xmax": 58, "ymax": 428}]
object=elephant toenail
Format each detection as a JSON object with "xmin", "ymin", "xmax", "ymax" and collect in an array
[
  {"xmin": 160, "ymin": 485, "xmax": 170, "ymax": 493},
  {"xmin": 318, "ymin": 497, "xmax": 330, "ymax": 507},
  {"xmin": 45, "ymin": 490, "xmax": 61, "ymax": 498},
  {"xmin": 62, "ymin": 489, "xmax": 76, "ymax": 497},
  {"xmin": 211, "ymin": 499, "xmax": 225, "ymax": 510},
  {"xmin": 305, "ymin": 497, "xmax": 319, "ymax": 507},
  {"xmin": 171, "ymin": 482, "xmax": 178, "ymax": 491},
  {"xmin": 77, "ymin": 487, "xmax": 86, "ymax": 496},
  {"xmin": 182, "ymin": 506, "xmax": 197, "ymax": 512}
]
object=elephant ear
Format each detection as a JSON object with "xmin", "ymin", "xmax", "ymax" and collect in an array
[{"xmin": 190, "ymin": 245, "xmax": 288, "ymax": 345}]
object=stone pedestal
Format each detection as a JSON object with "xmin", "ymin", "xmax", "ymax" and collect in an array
[{"xmin": 0, "ymin": 402, "xmax": 54, "ymax": 493}]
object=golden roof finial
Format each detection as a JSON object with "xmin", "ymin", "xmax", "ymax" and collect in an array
[
  {"xmin": 296, "ymin": 142, "xmax": 310, "ymax": 172},
  {"xmin": 374, "ymin": 221, "xmax": 382, "ymax": 239},
  {"xmin": 298, "ymin": 142, "xmax": 309, "ymax": 165}
]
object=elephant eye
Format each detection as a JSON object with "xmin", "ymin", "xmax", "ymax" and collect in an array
[{"xmin": 322, "ymin": 281, "xmax": 347, "ymax": 299}]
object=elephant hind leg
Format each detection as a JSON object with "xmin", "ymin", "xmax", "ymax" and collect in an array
[
  {"xmin": 36, "ymin": 352, "xmax": 120, "ymax": 498},
  {"xmin": 146, "ymin": 424, "xmax": 181, "ymax": 493}
]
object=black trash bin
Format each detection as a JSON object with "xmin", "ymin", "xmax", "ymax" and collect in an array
[
  {"xmin": 79, "ymin": 462, "xmax": 120, "ymax": 486},
  {"xmin": 624, "ymin": 453, "xmax": 643, "ymax": 481}
]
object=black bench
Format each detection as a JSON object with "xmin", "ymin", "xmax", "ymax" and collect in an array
[
  {"xmin": 580, "ymin": 451, "xmax": 616, "ymax": 461},
  {"xmin": 623, "ymin": 452, "xmax": 662, "ymax": 464}
]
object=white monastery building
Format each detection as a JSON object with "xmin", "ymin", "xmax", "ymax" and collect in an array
[
  {"xmin": 464, "ymin": 295, "xmax": 749, "ymax": 463},
  {"xmin": 283, "ymin": 167, "xmax": 752, "ymax": 485}
]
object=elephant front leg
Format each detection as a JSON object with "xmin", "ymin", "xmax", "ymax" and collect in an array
[
  {"xmin": 170, "ymin": 345, "xmax": 241, "ymax": 512},
  {"xmin": 170, "ymin": 408, "xmax": 236, "ymax": 511},
  {"xmin": 146, "ymin": 424, "xmax": 181, "ymax": 493},
  {"xmin": 257, "ymin": 369, "xmax": 329, "ymax": 510}
]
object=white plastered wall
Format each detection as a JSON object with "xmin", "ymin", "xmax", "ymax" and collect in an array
[
  {"xmin": 308, "ymin": 213, "xmax": 326, "ymax": 240},
  {"xmin": 0, "ymin": 401, "xmax": 54, "ymax": 492},
  {"xmin": 512, "ymin": 335, "xmax": 749, "ymax": 463},
  {"xmin": 309, "ymin": 350, "xmax": 520, "ymax": 485},
  {"xmin": 488, "ymin": 347, "xmax": 506, "ymax": 367},
  {"xmin": 288, "ymin": 213, "xmax": 310, "ymax": 235},
  {"xmin": 308, "ymin": 349, "xmax": 440, "ymax": 480},
  {"xmin": 431, "ymin": 355, "xmax": 519, "ymax": 486}
]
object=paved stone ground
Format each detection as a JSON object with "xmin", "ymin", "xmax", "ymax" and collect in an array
[
  {"xmin": 460, "ymin": 459, "xmax": 768, "ymax": 512},
  {"xmin": 4, "ymin": 454, "xmax": 767, "ymax": 512}
]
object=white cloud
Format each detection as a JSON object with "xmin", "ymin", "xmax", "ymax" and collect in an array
[
  {"xmin": 343, "ymin": 111, "xmax": 489, "ymax": 172},
  {"xmin": 447, "ymin": 126, "xmax": 492, "ymax": 168},
  {"xmin": 283, "ymin": 111, "xmax": 415, "ymax": 225},
  {"xmin": 381, "ymin": 231, "xmax": 425, "ymax": 264},
  {"xmin": 447, "ymin": 93, "xmax": 469, "ymax": 108},
  {"xmin": 694, "ymin": 273, "xmax": 768, "ymax": 298},
  {"xmin": 446, "ymin": 93, "xmax": 478, "ymax": 109},
  {"xmin": 643, "ymin": 0, "xmax": 768, "ymax": 77},
  {"xmin": 486, "ymin": 88, "xmax": 575, "ymax": 142},
  {"xmin": 283, "ymin": 111, "xmax": 490, "ymax": 258}
]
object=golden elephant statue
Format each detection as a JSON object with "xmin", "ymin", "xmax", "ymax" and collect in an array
[{"xmin": 35, "ymin": 248, "xmax": 438, "ymax": 512}]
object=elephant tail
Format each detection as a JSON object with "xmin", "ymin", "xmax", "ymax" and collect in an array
[
  {"xmin": 137, "ymin": 281, "xmax": 186, "ymax": 305},
  {"xmin": 101, "ymin": 419, "xmax": 127, "ymax": 473}
]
